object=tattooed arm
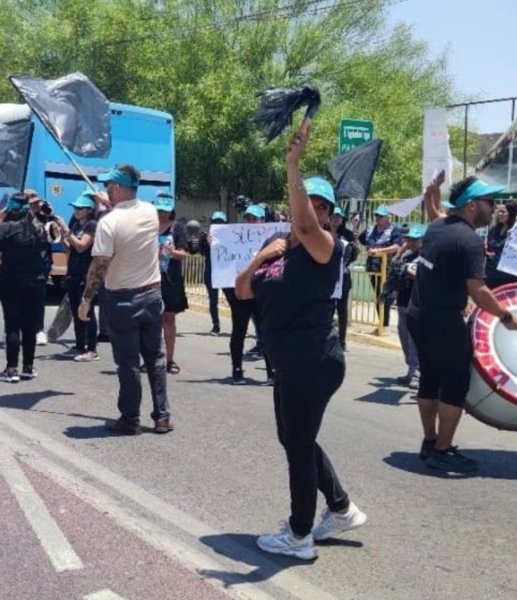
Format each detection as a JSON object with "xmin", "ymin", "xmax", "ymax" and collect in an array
[{"xmin": 78, "ymin": 256, "xmax": 112, "ymax": 321}]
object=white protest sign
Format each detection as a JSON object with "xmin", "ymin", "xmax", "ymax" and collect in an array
[
  {"xmin": 387, "ymin": 195, "xmax": 423, "ymax": 218},
  {"xmin": 497, "ymin": 227, "xmax": 517, "ymax": 276},
  {"xmin": 210, "ymin": 222, "xmax": 291, "ymax": 288},
  {"xmin": 422, "ymin": 108, "xmax": 452, "ymax": 194}
]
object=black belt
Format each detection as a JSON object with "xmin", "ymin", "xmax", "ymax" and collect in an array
[{"xmin": 110, "ymin": 281, "xmax": 161, "ymax": 294}]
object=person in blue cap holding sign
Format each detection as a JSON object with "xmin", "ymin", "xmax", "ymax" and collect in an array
[
  {"xmin": 236, "ymin": 123, "xmax": 366, "ymax": 560},
  {"xmin": 60, "ymin": 190, "xmax": 99, "ymax": 362},
  {"xmin": 408, "ymin": 176, "xmax": 517, "ymax": 473},
  {"xmin": 358, "ymin": 205, "xmax": 402, "ymax": 328},
  {"xmin": 199, "ymin": 211, "xmax": 228, "ymax": 335}
]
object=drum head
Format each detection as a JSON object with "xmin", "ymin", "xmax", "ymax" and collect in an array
[{"xmin": 468, "ymin": 283, "xmax": 517, "ymax": 430}]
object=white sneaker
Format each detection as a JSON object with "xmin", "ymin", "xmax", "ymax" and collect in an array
[
  {"xmin": 312, "ymin": 502, "xmax": 367, "ymax": 541},
  {"xmin": 256, "ymin": 521, "xmax": 317, "ymax": 560},
  {"xmin": 74, "ymin": 351, "xmax": 99, "ymax": 362},
  {"xmin": 0, "ymin": 368, "xmax": 20, "ymax": 383},
  {"xmin": 36, "ymin": 331, "xmax": 48, "ymax": 346}
]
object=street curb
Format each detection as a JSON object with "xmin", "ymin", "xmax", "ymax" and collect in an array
[{"xmin": 187, "ymin": 301, "xmax": 401, "ymax": 351}]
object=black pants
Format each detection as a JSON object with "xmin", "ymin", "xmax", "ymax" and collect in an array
[
  {"xmin": 370, "ymin": 274, "xmax": 390, "ymax": 327},
  {"xmin": 1, "ymin": 281, "xmax": 46, "ymax": 368},
  {"xmin": 67, "ymin": 278, "xmax": 97, "ymax": 353},
  {"xmin": 274, "ymin": 356, "xmax": 348, "ymax": 537},
  {"xmin": 107, "ymin": 287, "xmax": 169, "ymax": 424},
  {"xmin": 204, "ymin": 276, "xmax": 220, "ymax": 330},
  {"xmin": 334, "ymin": 272, "xmax": 352, "ymax": 348},
  {"xmin": 223, "ymin": 288, "xmax": 272, "ymax": 375}
]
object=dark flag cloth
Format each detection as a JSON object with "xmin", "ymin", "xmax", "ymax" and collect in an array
[
  {"xmin": 0, "ymin": 106, "xmax": 33, "ymax": 189},
  {"xmin": 9, "ymin": 72, "xmax": 111, "ymax": 158},
  {"xmin": 252, "ymin": 85, "xmax": 321, "ymax": 142},
  {"xmin": 328, "ymin": 139, "xmax": 383, "ymax": 200}
]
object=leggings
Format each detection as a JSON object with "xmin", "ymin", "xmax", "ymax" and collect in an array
[
  {"xmin": 223, "ymin": 288, "xmax": 273, "ymax": 376},
  {"xmin": 274, "ymin": 356, "xmax": 349, "ymax": 537},
  {"xmin": 1, "ymin": 281, "xmax": 46, "ymax": 368},
  {"xmin": 67, "ymin": 278, "xmax": 97, "ymax": 352}
]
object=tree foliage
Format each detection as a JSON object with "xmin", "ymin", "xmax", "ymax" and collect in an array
[{"xmin": 0, "ymin": 0, "xmax": 454, "ymax": 207}]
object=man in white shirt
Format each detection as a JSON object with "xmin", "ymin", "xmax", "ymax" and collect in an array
[{"xmin": 79, "ymin": 164, "xmax": 172, "ymax": 435}]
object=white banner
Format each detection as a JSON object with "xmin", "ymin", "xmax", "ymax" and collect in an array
[
  {"xmin": 387, "ymin": 195, "xmax": 423, "ymax": 218},
  {"xmin": 422, "ymin": 108, "xmax": 452, "ymax": 194},
  {"xmin": 210, "ymin": 222, "xmax": 291, "ymax": 288},
  {"xmin": 497, "ymin": 227, "xmax": 517, "ymax": 276}
]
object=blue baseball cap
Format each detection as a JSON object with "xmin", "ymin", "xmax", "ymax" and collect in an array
[
  {"xmin": 211, "ymin": 211, "xmax": 227, "ymax": 223},
  {"xmin": 97, "ymin": 168, "xmax": 139, "ymax": 189},
  {"xmin": 441, "ymin": 200, "xmax": 454, "ymax": 210},
  {"xmin": 69, "ymin": 191, "xmax": 96, "ymax": 209},
  {"xmin": 374, "ymin": 205, "xmax": 390, "ymax": 217},
  {"xmin": 406, "ymin": 225, "xmax": 427, "ymax": 239},
  {"xmin": 153, "ymin": 196, "xmax": 175, "ymax": 212},
  {"xmin": 303, "ymin": 176, "xmax": 336, "ymax": 207},
  {"xmin": 450, "ymin": 179, "xmax": 504, "ymax": 208},
  {"xmin": 244, "ymin": 205, "xmax": 266, "ymax": 219},
  {"xmin": 332, "ymin": 207, "xmax": 344, "ymax": 218}
]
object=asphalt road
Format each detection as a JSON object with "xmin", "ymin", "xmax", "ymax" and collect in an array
[{"xmin": 1, "ymin": 308, "xmax": 517, "ymax": 600}]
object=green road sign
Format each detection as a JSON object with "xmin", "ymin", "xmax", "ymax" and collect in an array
[{"xmin": 339, "ymin": 119, "xmax": 374, "ymax": 154}]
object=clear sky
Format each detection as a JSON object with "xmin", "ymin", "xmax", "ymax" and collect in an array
[{"xmin": 387, "ymin": 0, "xmax": 517, "ymax": 133}]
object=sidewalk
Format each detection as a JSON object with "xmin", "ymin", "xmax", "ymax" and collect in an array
[{"xmin": 348, "ymin": 306, "xmax": 401, "ymax": 350}]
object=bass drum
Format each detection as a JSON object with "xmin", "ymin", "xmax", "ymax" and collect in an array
[{"xmin": 467, "ymin": 283, "xmax": 517, "ymax": 431}]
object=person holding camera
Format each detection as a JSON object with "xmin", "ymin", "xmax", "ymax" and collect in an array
[
  {"xmin": 0, "ymin": 193, "xmax": 52, "ymax": 382},
  {"xmin": 58, "ymin": 191, "xmax": 99, "ymax": 362}
]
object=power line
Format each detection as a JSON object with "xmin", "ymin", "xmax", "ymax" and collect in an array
[{"xmin": 91, "ymin": 0, "xmax": 410, "ymax": 48}]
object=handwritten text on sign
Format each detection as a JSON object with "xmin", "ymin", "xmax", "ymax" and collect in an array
[
  {"xmin": 498, "ymin": 227, "xmax": 517, "ymax": 277},
  {"xmin": 210, "ymin": 222, "xmax": 291, "ymax": 288}
]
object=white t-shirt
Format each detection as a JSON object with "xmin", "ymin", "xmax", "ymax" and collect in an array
[{"xmin": 92, "ymin": 199, "xmax": 161, "ymax": 291}]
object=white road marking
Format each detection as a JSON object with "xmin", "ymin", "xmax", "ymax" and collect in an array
[
  {"xmin": 0, "ymin": 410, "xmax": 340, "ymax": 600},
  {"xmin": 84, "ymin": 590, "xmax": 128, "ymax": 600},
  {"xmin": 0, "ymin": 449, "xmax": 83, "ymax": 573}
]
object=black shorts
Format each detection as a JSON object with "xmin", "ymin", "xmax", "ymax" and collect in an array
[
  {"xmin": 407, "ymin": 312, "xmax": 471, "ymax": 407},
  {"xmin": 160, "ymin": 273, "xmax": 188, "ymax": 314}
]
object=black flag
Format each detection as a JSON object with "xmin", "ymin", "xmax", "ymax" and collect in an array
[
  {"xmin": 328, "ymin": 139, "xmax": 383, "ymax": 200},
  {"xmin": 9, "ymin": 72, "xmax": 111, "ymax": 158},
  {"xmin": 0, "ymin": 105, "xmax": 33, "ymax": 189}
]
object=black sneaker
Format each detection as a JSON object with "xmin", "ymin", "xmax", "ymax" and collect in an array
[
  {"xmin": 246, "ymin": 344, "xmax": 262, "ymax": 356},
  {"xmin": 419, "ymin": 438, "xmax": 436, "ymax": 460},
  {"xmin": 232, "ymin": 368, "xmax": 245, "ymax": 385},
  {"xmin": 20, "ymin": 365, "xmax": 38, "ymax": 380},
  {"xmin": 0, "ymin": 368, "xmax": 20, "ymax": 383},
  {"xmin": 97, "ymin": 333, "xmax": 110, "ymax": 343},
  {"xmin": 426, "ymin": 446, "xmax": 478, "ymax": 473},
  {"xmin": 396, "ymin": 374, "xmax": 412, "ymax": 386},
  {"xmin": 210, "ymin": 327, "xmax": 220, "ymax": 336}
]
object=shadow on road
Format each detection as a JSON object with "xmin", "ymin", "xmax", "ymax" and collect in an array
[
  {"xmin": 179, "ymin": 376, "xmax": 270, "ymax": 386},
  {"xmin": 0, "ymin": 389, "xmax": 75, "ymax": 411},
  {"xmin": 384, "ymin": 449, "xmax": 517, "ymax": 480},
  {"xmin": 198, "ymin": 532, "xmax": 362, "ymax": 588}
]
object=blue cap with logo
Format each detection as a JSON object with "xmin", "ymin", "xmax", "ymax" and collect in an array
[
  {"xmin": 69, "ymin": 190, "xmax": 96, "ymax": 209},
  {"xmin": 244, "ymin": 205, "xmax": 266, "ymax": 219},
  {"xmin": 406, "ymin": 224, "xmax": 427, "ymax": 239},
  {"xmin": 97, "ymin": 167, "xmax": 139, "ymax": 189},
  {"xmin": 303, "ymin": 176, "xmax": 336, "ymax": 207},
  {"xmin": 374, "ymin": 205, "xmax": 390, "ymax": 217},
  {"xmin": 450, "ymin": 179, "xmax": 504, "ymax": 208},
  {"xmin": 332, "ymin": 206, "xmax": 344, "ymax": 218},
  {"xmin": 153, "ymin": 194, "xmax": 175, "ymax": 212},
  {"xmin": 211, "ymin": 211, "xmax": 227, "ymax": 223}
]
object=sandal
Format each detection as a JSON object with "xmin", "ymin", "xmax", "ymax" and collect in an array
[{"xmin": 167, "ymin": 361, "xmax": 180, "ymax": 374}]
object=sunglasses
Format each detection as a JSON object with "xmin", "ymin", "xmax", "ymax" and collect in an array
[{"xmin": 475, "ymin": 197, "xmax": 495, "ymax": 208}]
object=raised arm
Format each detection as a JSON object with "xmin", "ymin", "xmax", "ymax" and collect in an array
[{"xmin": 424, "ymin": 169, "xmax": 446, "ymax": 222}]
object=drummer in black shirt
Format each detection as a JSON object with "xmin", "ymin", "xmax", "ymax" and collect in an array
[{"xmin": 408, "ymin": 176, "xmax": 517, "ymax": 473}]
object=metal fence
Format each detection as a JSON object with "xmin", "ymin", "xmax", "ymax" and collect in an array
[{"xmin": 182, "ymin": 252, "xmax": 388, "ymax": 333}]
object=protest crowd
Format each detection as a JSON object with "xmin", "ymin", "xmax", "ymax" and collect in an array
[{"xmin": 2, "ymin": 76, "xmax": 517, "ymax": 563}]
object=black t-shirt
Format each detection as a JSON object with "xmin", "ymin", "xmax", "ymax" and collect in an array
[
  {"xmin": 0, "ymin": 216, "xmax": 49, "ymax": 285},
  {"xmin": 67, "ymin": 218, "xmax": 97, "ymax": 281},
  {"xmin": 407, "ymin": 215, "xmax": 485, "ymax": 319},
  {"xmin": 251, "ymin": 237, "xmax": 343, "ymax": 370},
  {"xmin": 163, "ymin": 221, "xmax": 188, "ymax": 283}
]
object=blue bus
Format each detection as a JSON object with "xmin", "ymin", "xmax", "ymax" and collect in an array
[{"xmin": 0, "ymin": 101, "xmax": 175, "ymax": 278}]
